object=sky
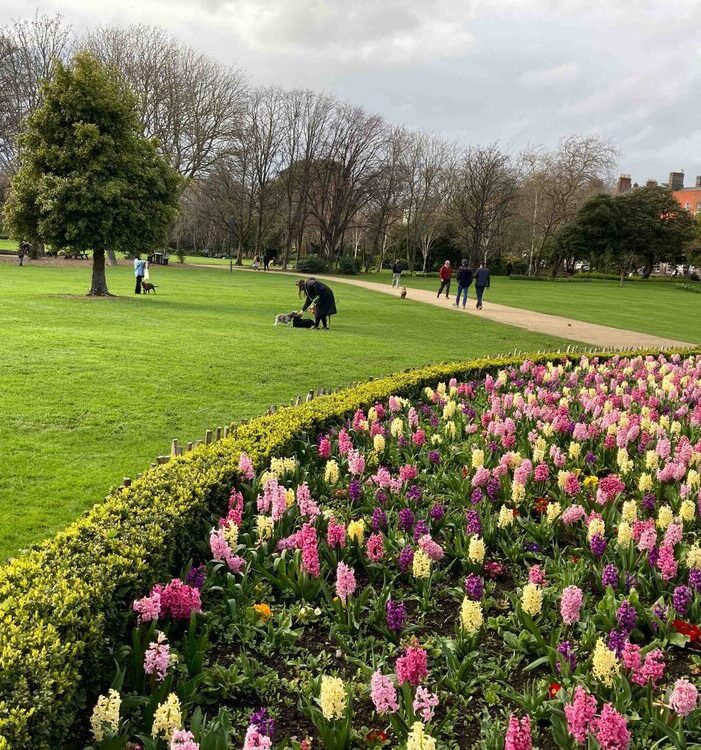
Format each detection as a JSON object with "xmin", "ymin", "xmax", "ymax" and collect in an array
[{"xmin": 2, "ymin": 0, "xmax": 701, "ymax": 184}]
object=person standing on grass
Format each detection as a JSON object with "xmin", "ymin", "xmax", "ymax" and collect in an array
[
  {"xmin": 437, "ymin": 260, "xmax": 452, "ymax": 299},
  {"xmin": 18, "ymin": 241, "xmax": 30, "ymax": 266},
  {"xmin": 453, "ymin": 259, "xmax": 473, "ymax": 309},
  {"xmin": 297, "ymin": 277, "xmax": 337, "ymax": 329},
  {"xmin": 133, "ymin": 255, "xmax": 146, "ymax": 294},
  {"xmin": 474, "ymin": 261, "xmax": 491, "ymax": 310},
  {"xmin": 391, "ymin": 259, "xmax": 403, "ymax": 288}
]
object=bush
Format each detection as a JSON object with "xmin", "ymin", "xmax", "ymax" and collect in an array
[
  {"xmin": 337, "ymin": 256, "xmax": 359, "ymax": 275},
  {"xmin": 677, "ymin": 283, "xmax": 701, "ymax": 294},
  {"xmin": 1, "ymin": 346, "xmax": 700, "ymax": 748},
  {"xmin": 507, "ymin": 274, "xmax": 592, "ymax": 283},
  {"xmin": 295, "ymin": 255, "xmax": 329, "ymax": 274}
]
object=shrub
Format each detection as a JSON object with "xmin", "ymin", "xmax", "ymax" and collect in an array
[
  {"xmin": 337, "ymin": 256, "xmax": 359, "ymax": 275},
  {"xmin": 0, "ymin": 346, "xmax": 699, "ymax": 748},
  {"xmin": 677, "ymin": 283, "xmax": 701, "ymax": 294},
  {"xmin": 295, "ymin": 255, "xmax": 329, "ymax": 274}
]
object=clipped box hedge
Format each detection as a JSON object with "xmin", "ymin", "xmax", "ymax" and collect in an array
[{"xmin": 1, "ymin": 347, "xmax": 699, "ymax": 749}]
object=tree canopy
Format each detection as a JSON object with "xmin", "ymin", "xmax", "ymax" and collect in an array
[{"xmin": 3, "ymin": 51, "xmax": 181, "ymax": 294}]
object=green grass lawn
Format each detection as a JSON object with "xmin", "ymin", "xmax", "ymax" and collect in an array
[
  {"xmin": 356, "ymin": 271, "xmax": 701, "ymax": 343},
  {"xmin": 0, "ymin": 262, "xmax": 571, "ymax": 560}
]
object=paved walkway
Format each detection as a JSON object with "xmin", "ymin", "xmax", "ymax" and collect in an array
[{"xmin": 192, "ymin": 265, "xmax": 693, "ymax": 349}]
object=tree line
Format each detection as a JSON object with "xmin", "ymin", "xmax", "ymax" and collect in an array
[{"xmin": 1, "ymin": 13, "xmax": 697, "ymax": 276}]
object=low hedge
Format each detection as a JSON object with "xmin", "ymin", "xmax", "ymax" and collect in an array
[{"xmin": 1, "ymin": 346, "xmax": 700, "ymax": 748}]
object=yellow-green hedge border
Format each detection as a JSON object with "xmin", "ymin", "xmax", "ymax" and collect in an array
[{"xmin": 0, "ymin": 347, "xmax": 699, "ymax": 749}]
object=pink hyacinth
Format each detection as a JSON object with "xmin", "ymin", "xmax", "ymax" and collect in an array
[
  {"xmin": 170, "ymin": 729, "xmax": 199, "ymax": 750},
  {"xmin": 276, "ymin": 534, "xmax": 298, "ymax": 551},
  {"xmin": 318, "ymin": 435, "xmax": 331, "ymax": 458},
  {"xmin": 395, "ymin": 645, "xmax": 428, "ymax": 687},
  {"xmin": 242, "ymin": 726, "xmax": 272, "ymax": 749},
  {"xmin": 412, "ymin": 429, "xmax": 426, "ymax": 446},
  {"xmin": 144, "ymin": 632, "xmax": 170, "ymax": 681},
  {"xmin": 221, "ymin": 489, "xmax": 244, "ymax": 527},
  {"xmin": 413, "ymin": 685, "xmax": 439, "ymax": 722},
  {"xmin": 296, "ymin": 483, "xmax": 320, "ymax": 519},
  {"xmin": 591, "ymin": 704, "xmax": 631, "ymax": 750},
  {"xmin": 408, "ymin": 407, "xmax": 419, "ymax": 429},
  {"xmin": 664, "ymin": 522, "xmax": 683, "ymax": 547},
  {"xmin": 563, "ymin": 472, "xmax": 581, "ymax": 497},
  {"xmin": 366, "ymin": 532, "xmax": 384, "ymax": 562},
  {"xmin": 370, "ymin": 671, "xmax": 398, "ymax": 714},
  {"xmin": 326, "ymin": 519, "xmax": 346, "ymax": 548},
  {"xmin": 656, "ymin": 544, "xmax": 678, "ymax": 581},
  {"xmin": 210, "ymin": 528, "xmax": 246, "ymax": 573},
  {"xmin": 560, "ymin": 586, "xmax": 583, "ymax": 625},
  {"xmin": 335, "ymin": 561, "xmax": 357, "ymax": 602},
  {"xmin": 533, "ymin": 463, "xmax": 550, "ymax": 482},
  {"xmin": 564, "ymin": 686, "xmax": 597, "ymax": 744},
  {"xmin": 595, "ymin": 474, "xmax": 626, "ymax": 505},
  {"xmin": 504, "ymin": 713, "xmax": 532, "ymax": 750},
  {"xmin": 338, "ymin": 428, "xmax": 353, "ymax": 454},
  {"xmin": 296, "ymin": 524, "xmax": 320, "ymax": 578},
  {"xmin": 528, "ymin": 565, "xmax": 546, "ymax": 586},
  {"xmin": 399, "ymin": 464, "xmax": 418, "ymax": 483},
  {"xmin": 472, "ymin": 467, "xmax": 491, "ymax": 488},
  {"xmin": 418, "ymin": 534, "xmax": 444, "ymax": 562},
  {"xmin": 159, "ymin": 579, "xmax": 202, "ymax": 620},
  {"xmin": 669, "ymin": 678, "xmax": 699, "ymax": 717},
  {"xmin": 562, "ymin": 504, "xmax": 586, "ymax": 525},
  {"xmin": 133, "ymin": 589, "xmax": 162, "ymax": 623},
  {"xmin": 238, "ymin": 452, "xmax": 255, "ymax": 480},
  {"xmin": 348, "ymin": 450, "xmax": 366, "ymax": 476}
]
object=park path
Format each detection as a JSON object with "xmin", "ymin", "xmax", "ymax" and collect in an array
[{"xmin": 191, "ymin": 264, "xmax": 693, "ymax": 349}]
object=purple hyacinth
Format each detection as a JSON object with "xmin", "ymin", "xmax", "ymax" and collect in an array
[
  {"xmin": 641, "ymin": 492, "xmax": 656, "ymax": 514},
  {"xmin": 486, "ymin": 477, "xmax": 500, "ymax": 501},
  {"xmin": 608, "ymin": 628, "xmax": 628, "ymax": 657},
  {"xmin": 398, "ymin": 508, "xmax": 415, "ymax": 532},
  {"xmin": 372, "ymin": 507, "xmax": 388, "ymax": 531},
  {"xmin": 465, "ymin": 510, "xmax": 481, "ymax": 536},
  {"xmin": 398, "ymin": 545, "xmax": 414, "ymax": 573},
  {"xmin": 386, "ymin": 599, "xmax": 407, "ymax": 632},
  {"xmin": 584, "ymin": 451, "xmax": 596, "ymax": 465},
  {"xmin": 651, "ymin": 603, "xmax": 667, "ymax": 631},
  {"xmin": 249, "ymin": 707, "xmax": 275, "ymax": 738},
  {"xmin": 487, "ymin": 441, "xmax": 498, "ymax": 453},
  {"xmin": 624, "ymin": 574, "xmax": 636, "ymax": 593},
  {"xmin": 429, "ymin": 504, "xmax": 445, "ymax": 522},
  {"xmin": 673, "ymin": 585, "xmax": 692, "ymax": 616},
  {"xmin": 397, "ymin": 436, "xmax": 408, "ymax": 448},
  {"xmin": 471, "ymin": 488, "xmax": 483, "ymax": 505},
  {"xmin": 524, "ymin": 542, "xmax": 540, "ymax": 553},
  {"xmin": 689, "ymin": 568, "xmax": 701, "ymax": 592},
  {"xmin": 556, "ymin": 641, "xmax": 576, "ymax": 673},
  {"xmin": 601, "ymin": 564, "xmax": 619, "ymax": 589},
  {"xmin": 375, "ymin": 489, "xmax": 388, "ymax": 505},
  {"xmin": 429, "ymin": 414, "xmax": 440, "ymax": 428},
  {"xmin": 616, "ymin": 600, "xmax": 637, "ymax": 633},
  {"xmin": 185, "ymin": 564, "xmax": 206, "ymax": 590},
  {"xmin": 464, "ymin": 574, "xmax": 484, "ymax": 601},
  {"xmin": 406, "ymin": 485, "xmax": 423, "ymax": 502},
  {"xmin": 428, "ymin": 450, "xmax": 441, "ymax": 464},
  {"xmin": 413, "ymin": 520, "xmax": 430, "ymax": 542},
  {"xmin": 349, "ymin": 479, "xmax": 362, "ymax": 502},
  {"xmin": 590, "ymin": 533, "xmax": 607, "ymax": 558},
  {"xmin": 648, "ymin": 546, "xmax": 659, "ymax": 567}
]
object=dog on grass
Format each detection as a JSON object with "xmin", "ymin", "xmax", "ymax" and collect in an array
[
  {"xmin": 274, "ymin": 311, "xmax": 315, "ymax": 328},
  {"xmin": 142, "ymin": 281, "xmax": 158, "ymax": 294}
]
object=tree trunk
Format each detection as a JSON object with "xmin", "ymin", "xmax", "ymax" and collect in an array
[
  {"xmin": 88, "ymin": 249, "xmax": 111, "ymax": 296},
  {"xmin": 106, "ymin": 249, "xmax": 118, "ymax": 266}
]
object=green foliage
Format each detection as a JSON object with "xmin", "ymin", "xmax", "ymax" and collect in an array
[
  {"xmin": 337, "ymin": 256, "xmax": 359, "ymax": 275},
  {"xmin": 0, "ymin": 346, "xmax": 699, "ymax": 748},
  {"xmin": 3, "ymin": 52, "xmax": 181, "ymax": 293},
  {"xmin": 295, "ymin": 255, "xmax": 329, "ymax": 274}
]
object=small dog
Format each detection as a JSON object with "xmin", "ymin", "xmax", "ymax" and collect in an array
[
  {"xmin": 400, "ymin": 286, "xmax": 407, "ymax": 299},
  {"xmin": 142, "ymin": 281, "xmax": 158, "ymax": 294},
  {"xmin": 274, "ymin": 310, "xmax": 298, "ymax": 326}
]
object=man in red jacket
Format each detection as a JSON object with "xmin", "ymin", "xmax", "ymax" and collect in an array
[{"xmin": 437, "ymin": 260, "xmax": 452, "ymax": 299}]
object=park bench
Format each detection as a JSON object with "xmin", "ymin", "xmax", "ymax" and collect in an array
[{"xmin": 148, "ymin": 251, "xmax": 170, "ymax": 265}]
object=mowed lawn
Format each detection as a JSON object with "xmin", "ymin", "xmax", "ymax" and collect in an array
[
  {"xmin": 0, "ymin": 262, "xmax": 571, "ymax": 560},
  {"xmin": 380, "ymin": 272, "xmax": 701, "ymax": 343}
]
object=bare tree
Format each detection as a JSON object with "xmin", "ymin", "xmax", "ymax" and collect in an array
[
  {"xmin": 448, "ymin": 144, "xmax": 519, "ymax": 267},
  {"xmin": 83, "ymin": 25, "xmax": 247, "ymax": 179},
  {"xmin": 0, "ymin": 13, "xmax": 73, "ymax": 174}
]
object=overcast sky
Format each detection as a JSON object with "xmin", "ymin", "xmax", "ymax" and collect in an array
[{"xmin": 3, "ymin": 0, "xmax": 701, "ymax": 184}]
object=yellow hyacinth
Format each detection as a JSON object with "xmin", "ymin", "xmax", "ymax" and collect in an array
[
  {"xmin": 638, "ymin": 473, "xmax": 653, "ymax": 492},
  {"xmin": 90, "ymin": 689, "xmax": 121, "ymax": 742},
  {"xmin": 324, "ymin": 459, "xmax": 340, "ymax": 484},
  {"xmin": 621, "ymin": 501, "xmax": 638, "ymax": 523},
  {"xmin": 568, "ymin": 442, "xmax": 581, "ymax": 459},
  {"xmin": 407, "ymin": 721, "xmax": 437, "ymax": 750},
  {"xmin": 687, "ymin": 469, "xmax": 700, "ymax": 489},
  {"xmin": 617, "ymin": 448, "xmax": 633, "ymax": 475},
  {"xmin": 498, "ymin": 505, "xmax": 515, "ymax": 528},
  {"xmin": 521, "ymin": 583, "xmax": 542, "ymax": 616},
  {"xmin": 511, "ymin": 483, "xmax": 525, "ymax": 503},
  {"xmin": 368, "ymin": 406, "xmax": 378, "ymax": 423},
  {"xmin": 592, "ymin": 639, "xmax": 620, "ymax": 687},
  {"xmin": 390, "ymin": 417, "xmax": 404, "ymax": 437},
  {"xmin": 657, "ymin": 505, "xmax": 674, "ymax": 530},
  {"xmin": 471, "ymin": 448, "xmax": 484, "ymax": 468},
  {"xmin": 617, "ymin": 521, "xmax": 633, "ymax": 547},
  {"xmin": 286, "ymin": 488, "xmax": 296, "ymax": 508},
  {"xmin": 443, "ymin": 400, "xmax": 456, "ymax": 419},
  {"xmin": 645, "ymin": 450, "xmax": 659, "ymax": 470},
  {"xmin": 347, "ymin": 519, "xmax": 365, "ymax": 543},
  {"xmin": 546, "ymin": 502, "xmax": 562, "ymax": 523},
  {"xmin": 459, "ymin": 597, "xmax": 483, "ymax": 634},
  {"xmin": 587, "ymin": 518, "xmax": 605, "ymax": 541},
  {"xmin": 686, "ymin": 545, "xmax": 701, "ymax": 569},
  {"xmin": 468, "ymin": 535, "xmax": 485, "ymax": 563},
  {"xmin": 680, "ymin": 499, "xmax": 696, "ymax": 523},
  {"xmin": 444, "ymin": 420, "xmax": 456, "ymax": 438},
  {"xmin": 413, "ymin": 549, "xmax": 432, "ymax": 579},
  {"xmin": 319, "ymin": 676, "xmax": 347, "ymax": 720},
  {"xmin": 223, "ymin": 521, "xmax": 239, "ymax": 547},
  {"xmin": 256, "ymin": 515, "xmax": 273, "ymax": 541},
  {"xmin": 152, "ymin": 693, "xmax": 182, "ymax": 741},
  {"xmin": 373, "ymin": 434, "xmax": 386, "ymax": 452}
]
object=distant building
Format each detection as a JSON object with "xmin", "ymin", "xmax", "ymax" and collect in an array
[
  {"xmin": 616, "ymin": 174, "xmax": 632, "ymax": 193},
  {"xmin": 672, "ymin": 175, "xmax": 701, "ymax": 214}
]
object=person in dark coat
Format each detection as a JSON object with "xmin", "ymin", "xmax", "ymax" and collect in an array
[
  {"xmin": 453, "ymin": 259, "xmax": 473, "ymax": 309},
  {"xmin": 18, "ymin": 242, "xmax": 30, "ymax": 266},
  {"xmin": 297, "ymin": 278, "xmax": 337, "ymax": 329},
  {"xmin": 474, "ymin": 261, "xmax": 490, "ymax": 310}
]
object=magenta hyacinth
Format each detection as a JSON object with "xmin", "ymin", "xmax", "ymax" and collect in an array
[
  {"xmin": 591, "ymin": 704, "xmax": 631, "ymax": 750},
  {"xmin": 395, "ymin": 645, "xmax": 428, "ymax": 686},
  {"xmin": 564, "ymin": 686, "xmax": 597, "ymax": 744},
  {"xmin": 504, "ymin": 713, "xmax": 532, "ymax": 750}
]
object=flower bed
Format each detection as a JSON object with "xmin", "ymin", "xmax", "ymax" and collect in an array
[{"xmin": 85, "ymin": 353, "xmax": 701, "ymax": 750}]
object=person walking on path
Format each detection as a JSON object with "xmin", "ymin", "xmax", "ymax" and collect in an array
[
  {"xmin": 474, "ymin": 261, "xmax": 490, "ymax": 310},
  {"xmin": 18, "ymin": 241, "xmax": 30, "ymax": 266},
  {"xmin": 134, "ymin": 255, "xmax": 146, "ymax": 294},
  {"xmin": 453, "ymin": 259, "xmax": 473, "ymax": 309},
  {"xmin": 391, "ymin": 259, "xmax": 403, "ymax": 288},
  {"xmin": 437, "ymin": 260, "xmax": 452, "ymax": 299},
  {"xmin": 297, "ymin": 277, "xmax": 337, "ymax": 329}
]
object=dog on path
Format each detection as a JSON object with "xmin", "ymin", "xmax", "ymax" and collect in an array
[{"xmin": 400, "ymin": 286, "xmax": 407, "ymax": 299}]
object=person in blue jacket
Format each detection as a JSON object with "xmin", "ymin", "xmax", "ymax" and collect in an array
[
  {"xmin": 453, "ymin": 259, "xmax": 473, "ymax": 309},
  {"xmin": 474, "ymin": 261, "xmax": 491, "ymax": 310},
  {"xmin": 134, "ymin": 256, "xmax": 146, "ymax": 294}
]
